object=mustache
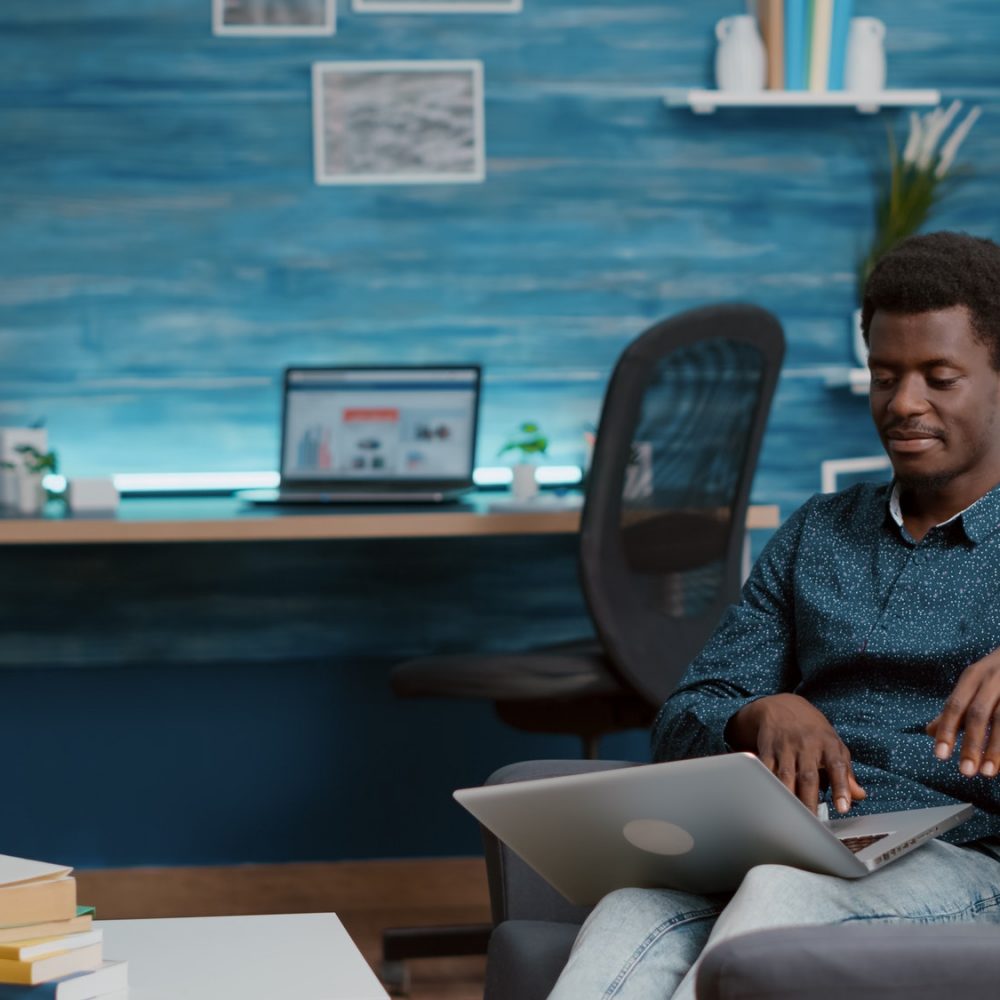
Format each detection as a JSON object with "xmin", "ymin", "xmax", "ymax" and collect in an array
[{"xmin": 881, "ymin": 420, "xmax": 945, "ymax": 439}]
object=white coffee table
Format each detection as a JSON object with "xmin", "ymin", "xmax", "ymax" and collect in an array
[{"xmin": 95, "ymin": 913, "xmax": 389, "ymax": 1000}]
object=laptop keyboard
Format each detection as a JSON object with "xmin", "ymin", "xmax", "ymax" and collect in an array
[{"xmin": 838, "ymin": 833, "xmax": 890, "ymax": 854}]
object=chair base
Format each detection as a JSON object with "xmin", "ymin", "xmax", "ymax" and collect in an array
[{"xmin": 380, "ymin": 922, "xmax": 492, "ymax": 995}]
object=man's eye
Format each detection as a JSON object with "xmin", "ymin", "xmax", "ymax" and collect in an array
[
  {"xmin": 870, "ymin": 375, "xmax": 893, "ymax": 388},
  {"xmin": 929, "ymin": 378, "xmax": 959, "ymax": 389}
]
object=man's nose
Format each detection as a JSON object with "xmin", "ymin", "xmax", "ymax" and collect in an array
[{"xmin": 886, "ymin": 375, "xmax": 929, "ymax": 417}]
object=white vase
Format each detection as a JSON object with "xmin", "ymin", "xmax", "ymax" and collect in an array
[
  {"xmin": 510, "ymin": 463, "xmax": 538, "ymax": 502},
  {"xmin": 714, "ymin": 15, "xmax": 766, "ymax": 93},
  {"xmin": 852, "ymin": 308, "xmax": 869, "ymax": 368},
  {"xmin": 844, "ymin": 17, "xmax": 887, "ymax": 94},
  {"xmin": 0, "ymin": 470, "xmax": 45, "ymax": 515}
]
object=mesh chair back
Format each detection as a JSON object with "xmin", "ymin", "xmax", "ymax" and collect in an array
[{"xmin": 579, "ymin": 304, "xmax": 784, "ymax": 707}]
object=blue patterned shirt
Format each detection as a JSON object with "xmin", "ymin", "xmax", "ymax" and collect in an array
[{"xmin": 651, "ymin": 480, "xmax": 1000, "ymax": 843}]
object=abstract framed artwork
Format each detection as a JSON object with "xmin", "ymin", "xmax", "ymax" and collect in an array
[
  {"xmin": 212, "ymin": 0, "xmax": 336, "ymax": 36},
  {"xmin": 312, "ymin": 61, "xmax": 486, "ymax": 185},
  {"xmin": 352, "ymin": 0, "xmax": 521, "ymax": 11}
]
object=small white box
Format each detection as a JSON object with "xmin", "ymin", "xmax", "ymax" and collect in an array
[{"xmin": 67, "ymin": 477, "xmax": 119, "ymax": 514}]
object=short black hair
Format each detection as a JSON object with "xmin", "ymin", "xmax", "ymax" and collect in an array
[{"xmin": 861, "ymin": 230, "xmax": 1000, "ymax": 370}]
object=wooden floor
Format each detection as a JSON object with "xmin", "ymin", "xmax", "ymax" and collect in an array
[{"xmin": 76, "ymin": 858, "xmax": 490, "ymax": 999}]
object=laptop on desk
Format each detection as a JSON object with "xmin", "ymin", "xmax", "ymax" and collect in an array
[
  {"xmin": 455, "ymin": 754, "xmax": 974, "ymax": 903},
  {"xmin": 243, "ymin": 365, "xmax": 481, "ymax": 505}
]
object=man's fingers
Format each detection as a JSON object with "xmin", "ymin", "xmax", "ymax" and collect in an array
[
  {"xmin": 848, "ymin": 774, "xmax": 867, "ymax": 800},
  {"xmin": 932, "ymin": 693, "xmax": 973, "ymax": 760},
  {"xmin": 958, "ymin": 699, "xmax": 994, "ymax": 776},
  {"xmin": 979, "ymin": 718, "xmax": 1000, "ymax": 777},
  {"xmin": 824, "ymin": 759, "xmax": 853, "ymax": 814},
  {"xmin": 795, "ymin": 759, "xmax": 821, "ymax": 815}
]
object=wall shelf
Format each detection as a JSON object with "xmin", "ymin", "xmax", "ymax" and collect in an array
[
  {"xmin": 824, "ymin": 367, "xmax": 870, "ymax": 395},
  {"xmin": 664, "ymin": 88, "xmax": 941, "ymax": 115}
]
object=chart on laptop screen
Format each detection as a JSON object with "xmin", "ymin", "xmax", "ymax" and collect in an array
[{"xmin": 282, "ymin": 368, "xmax": 479, "ymax": 481}]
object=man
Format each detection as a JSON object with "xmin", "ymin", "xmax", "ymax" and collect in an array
[{"xmin": 547, "ymin": 231, "xmax": 1000, "ymax": 1000}]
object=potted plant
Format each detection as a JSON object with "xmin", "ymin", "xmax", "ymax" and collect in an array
[
  {"xmin": 498, "ymin": 421, "xmax": 548, "ymax": 501},
  {"xmin": 853, "ymin": 100, "xmax": 980, "ymax": 365},
  {"xmin": 0, "ymin": 443, "xmax": 58, "ymax": 515}
]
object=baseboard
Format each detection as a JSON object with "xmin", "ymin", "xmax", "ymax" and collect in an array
[{"xmin": 75, "ymin": 857, "xmax": 490, "ymax": 920}]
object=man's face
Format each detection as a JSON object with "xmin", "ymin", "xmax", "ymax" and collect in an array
[{"xmin": 868, "ymin": 306, "xmax": 1000, "ymax": 494}]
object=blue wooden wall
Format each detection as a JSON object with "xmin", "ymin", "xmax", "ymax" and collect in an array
[
  {"xmin": 2, "ymin": 1, "xmax": 1000, "ymax": 868},
  {"xmin": 3, "ymin": 0, "xmax": 998, "ymax": 506}
]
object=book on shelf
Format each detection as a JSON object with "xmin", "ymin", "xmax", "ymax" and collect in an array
[
  {"xmin": 808, "ymin": 0, "xmax": 834, "ymax": 92},
  {"xmin": 0, "ymin": 960, "xmax": 127, "ymax": 1000},
  {"xmin": 0, "ymin": 879, "xmax": 77, "ymax": 930},
  {"xmin": 827, "ymin": 0, "xmax": 854, "ymax": 89},
  {"xmin": 0, "ymin": 942, "xmax": 101, "ymax": 986},
  {"xmin": 783, "ymin": 0, "xmax": 808, "ymax": 90},
  {"xmin": 0, "ymin": 911, "xmax": 92, "ymax": 946},
  {"xmin": 0, "ymin": 930, "xmax": 102, "ymax": 963},
  {"xmin": 758, "ymin": 0, "xmax": 785, "ymax": 89}
]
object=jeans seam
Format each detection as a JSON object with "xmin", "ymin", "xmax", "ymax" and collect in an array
[
  {"xmin": 601, "ymin": 904, "xmax": 721, "ymax": 1000},
  {"xmin": 838, "ymin": 890, "xmax": 1000, "ymax": 925}
]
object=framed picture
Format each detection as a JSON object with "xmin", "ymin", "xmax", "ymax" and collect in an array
[
  {"xmin": 213, "ymin": 0, "xmax": 336, "ymax": 36},
  {"xmin": 352, "ymin": 0, "xmax": 520, "ymax": 11},
  {"xmin": 312, "ymin": 61, "xmax": 486, "ymax": 185}
]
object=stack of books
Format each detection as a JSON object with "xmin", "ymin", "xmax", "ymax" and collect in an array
[
  {"xmin": 0, "ymin": 855, "xmax": 126, "ymax": 1000},
  {"xmin": 754, "ymin": 0, "xmax": 855, "ymax": 92}
]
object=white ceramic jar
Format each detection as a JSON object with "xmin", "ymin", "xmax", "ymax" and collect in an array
[
  {"xmin": 844, "ymin": 17, "xmax": 887, "ymax": 94},
  {"xmin": 714, "ymin": 15, "xmax": 767, "ymax": 93}
]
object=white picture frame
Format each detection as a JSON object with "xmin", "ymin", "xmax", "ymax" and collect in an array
[
  {"xmin": 212, "ymin": 0, "xmax": 336, "ymax": 36},
  {"xmin": 352, "ymin": 0, "xmax": 520, "ymax": 11},
  {"xmin": 312, "ymin": 61, "xmax": 486, "ymax": 186}
]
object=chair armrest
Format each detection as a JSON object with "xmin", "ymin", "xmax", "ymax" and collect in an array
[
  {"xmin": 481, "ymin": 759, "xmax": 638, "ymax": 925},
  {"xmin": 696, "ymin": 923, "xmax": 1000, "ymax": 1000},
  {"xmin": 484, "ymin": 920, "xmax": 581, "ymax": 1000}
]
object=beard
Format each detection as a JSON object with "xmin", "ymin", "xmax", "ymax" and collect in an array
[{"xmin": 894, "ymin": 469, "xmax": 959, "ymax": 492}]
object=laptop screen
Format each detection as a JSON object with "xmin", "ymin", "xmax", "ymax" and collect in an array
[{"xmin": 280, "ymin": 366, "xmax": 481, "ymax": 485}]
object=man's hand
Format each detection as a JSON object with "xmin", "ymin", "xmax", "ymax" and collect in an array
[
  {"xmin": 926, "ymin": 648, "xmax": 1000, "ymax": 778},
  {"xmin": 726, "ymin": 693, "xmax": 867, "ymax": 815}
]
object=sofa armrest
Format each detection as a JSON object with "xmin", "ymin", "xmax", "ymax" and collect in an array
[
  {"xmin": 484, "ymin": 920, "xmax": 580, "ymax": 1000},
  {"xmin": 481, "ymin": 758, "xmax": 638, "ymax": 925},
  {"xmin": 696, "ymin": 923, "xmax": 1000, "ymax": 1000}
]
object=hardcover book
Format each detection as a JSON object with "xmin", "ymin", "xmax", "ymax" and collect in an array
[
  {"xmin": 0, "ymin": 942, "xmax": 101, "ymax": 986},
  {"xmin": 0, "ymin": 960, "xmax": 126, "ymax": 1000},
  {"xmin": 0, "ymin": 880, "xmax": 77, "ymax": 930}
]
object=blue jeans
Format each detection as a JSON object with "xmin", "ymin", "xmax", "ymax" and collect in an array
[{"xmin": 546, "ymin": 838, "xmax": 1000, "ymax": 1000}]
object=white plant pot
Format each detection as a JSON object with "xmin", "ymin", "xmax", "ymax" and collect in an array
[
  {"xmin": 510, "ymin": 463, "xmax": 539, "ymax": 502},
  {"xmin": 852, "ymin": 308, "xmax": 868, "ymax": 368},
  {"xmin": 0, "ymin": 470, "xmax": 45, "ymax": 515}
]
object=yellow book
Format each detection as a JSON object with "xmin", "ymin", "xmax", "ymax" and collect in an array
[
  {"xmin": 0, "ymin": 914, "xmax": 92, "ymax": 945},
  {"xmin": 0, "ymin": 942, "xmax": 102, "ymax": 985},
  {"xmin": 0, "ymin": 880, "xmax": 76, "ymax": 929},
  {"xmin": 0, "ymin": 930, "xmax": 102, "ymax": 962},
  {"xmin": 808, "ymin": 0, "xmax": 833, "ymax": 92}
]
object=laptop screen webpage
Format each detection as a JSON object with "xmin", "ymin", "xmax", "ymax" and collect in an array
[{"xmin": 281, "ymin": 366, "xmax": 481, "ymax": 484}]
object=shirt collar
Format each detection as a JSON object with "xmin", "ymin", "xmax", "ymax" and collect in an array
[{"xmin": 888, "ymin": 479, "xmax": 1000, "ymax": 544}]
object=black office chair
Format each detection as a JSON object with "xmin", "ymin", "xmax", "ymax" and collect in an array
[
  {"xmin": 380, "ymin": 304, "xmax": 785, "ymax": 990},
  {"xmin": 392, "ymin": 303, "xmax": 785, "ymax": 753}
]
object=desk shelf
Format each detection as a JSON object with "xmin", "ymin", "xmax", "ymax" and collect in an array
[{"xmin": 663, "ymin": 88, "xmax": 941, "ymax": 115}]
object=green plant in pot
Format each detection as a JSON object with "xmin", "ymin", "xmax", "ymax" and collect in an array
[
  {"xmin": 0, "ymin": 444, "xmax": 59, "ymax": 513},
  {"xmin": 499, "ymin": 421, "xmax": 548, "ymax": 501}
]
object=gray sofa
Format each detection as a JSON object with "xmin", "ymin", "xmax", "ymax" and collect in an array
[{"xmin": 480, "ymin": 759, "xmax": 1000, "ymax": 1000}]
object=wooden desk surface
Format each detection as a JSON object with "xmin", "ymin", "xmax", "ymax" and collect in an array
[{"xmin": 0, "ymin": 494, "xmax": 780, "ymax": 545}]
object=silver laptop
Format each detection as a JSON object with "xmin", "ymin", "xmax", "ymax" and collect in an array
[
  {"xmin": 243, "ymin": 365, "xmax": 481, "ymax": 504},
  {"xmin": 454, "ymin": 753, "xmax": 974, "ymax": 903}
]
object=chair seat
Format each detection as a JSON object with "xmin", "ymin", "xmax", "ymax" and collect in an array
[{"xmin": 390, "ymin": 639, "xmax": 624, "ymax": 701}]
